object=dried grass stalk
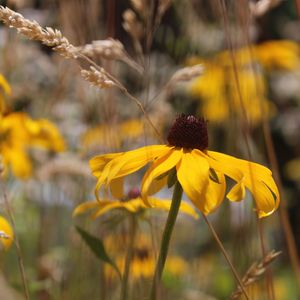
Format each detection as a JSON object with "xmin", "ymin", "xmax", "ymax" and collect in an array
[
  {"xmin": 230, "ymin": 250, "xmax": 281, "ymax": 300},
  {"xmin": 249, "ymin": 0, "xmax": 283, "ymax": 17},
  {"xmin": 0, "ymin": 6, "xmax": 77, "ymax": 58},
  {"xmin": 168, "ymin": 64, "xmax": 204, "ymax": 86},
  {"xmin": 78, "ymin": 38, "xmax": 143, "ymax": 73},
  {"xmin": 81, "ymin": 66, "xmax": 116, "ymax": 89}
]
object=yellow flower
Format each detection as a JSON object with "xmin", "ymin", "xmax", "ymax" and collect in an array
[
  {"xmin": 0, "ymin": 215, "xmax": 13, "ymax": 250},
  {"xmin": 81, "ymin": 119, "xmax": 145, "ymax": 151},
  {"xmin": 0, "ymin": 74, "xmax": 11, "ymax": 114},
  {"xmin": 104, "ymin": 234, "xmax": 187, "ymax": 280},
  {"xmin": 254, "ymin": 40, "xmax": 300, "ymax": 71},
  {"xmin": 90, "ymin": 115, "xmax": 279, "ymax": 218},
  {"xmin": 73, "ymin": 187, "xmax": 198, "ymax": 219},
  {"xmin": 0, "ymin": 112, "xmax": 65, "ymax": 178},
  {"xmin": 190, "ymin": 57, "xmax": 274, "ymax": 125}
]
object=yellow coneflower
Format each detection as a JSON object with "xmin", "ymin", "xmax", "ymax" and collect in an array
[
  {"xmin": 91, "ymin": 115, "xmax": 279, "ymax": 218},
  {"xmin": 0, "ymin": 112, "xmax": 66, "ymax": 178},
  {"xmin": 0, "ymin": 215, "xmax": 13, "ymax": 250},
  {"xmin": 73, "ymin": 187, "xmax": 198, "ymax": 219},
  {"xmin": 104, "ymin": 233, "xmax": 187, "ymax": 280},
  {"xmin": 81, "ymin": 119, "xmax": 146, "ymax": 151}
]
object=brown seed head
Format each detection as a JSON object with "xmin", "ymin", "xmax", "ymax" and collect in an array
[{"xmin": 167, "ymin": 114, "xmax": 208, "ymax": 150}]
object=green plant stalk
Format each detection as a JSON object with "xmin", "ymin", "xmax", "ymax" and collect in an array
[
  {"xmin": 120, "ymin": 214, "xmax": 137, "ymax": 300},
  {"xmin": 150, "ymin": 180, "xmax": 183, "ymax": 300}
]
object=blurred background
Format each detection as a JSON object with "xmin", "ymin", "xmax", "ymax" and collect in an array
[{"xmin": 0, "ymin": 0, "xmax": 300, "ymax": 299}]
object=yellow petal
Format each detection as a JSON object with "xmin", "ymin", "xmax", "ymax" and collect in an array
[
  {"xmin": 91, "ymin": 202, "xmax": 127, "ymax": 219},
  {"xmin": 110, "ymin": 177, "xmax": 124, "ymax": 199},
  {"xmin": 206, "ymin": 151, "xmax": 244, "ymax": 183},
  {"xmin": 176, "ymin": 150, "xmax": 209, "ymax": 205},
  {"xmin": 0, "ymin": 74, "xmax": 11, "ymax": 95},
  {"xmin": 141, "ymin": 148, "xmax": 182, "ymax": 203},
  {"xmin": 199, "ymin": 172, "xmax": 226, "ymax": 215},
  {"xmin": 73, "ymin": 201, "xmax": 101, "ymax": 217},
  {"xmin": 106, "ymin": 145, "xmax": 170, "ymax": 184},
  {"xmin": 208, "ymin": 151, "xmax": 279, "ymax": 217},
  {"xmin": 0, "ymin": 216, "xmax": 13, "ymax": 250},
  {"xmin": 148, "ymin": 197, "xmax": 199, "ymax": 219},
  {"xmin": 227, "ymin": 181, "xmax": 246, "ymax": 202},
  {"xmin": 89, "ymin": 153, "xmax": 122, "ymax": 177},
  {"xmin": 147, "ymin": 175, "xmax": 168, "ymax": 196}
]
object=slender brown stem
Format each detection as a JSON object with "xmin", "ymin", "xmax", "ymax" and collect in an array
[
  {"xmin": 120, "ymin": 214, "xmax": 137, "ymax": 300},
  {"xmin": 202, "ymin": 214, "xmax": 250, "ymax": 300},
  {"xmin": 2, "ymin": 189, "xmax": 30, "ymax": 300}
]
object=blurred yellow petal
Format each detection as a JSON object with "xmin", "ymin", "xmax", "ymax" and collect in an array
[
  {"xmin": 110, "ymin": 177, "xmax": 124, "ymax": 199},
  {"xmin": 73, "ymin": 201, "xmax": 101, "ymax": 216},
  {"xmin": 148, "ymin": 197, "xmax": 199, "ymax": 219},
  {"xmin": 176, "ymin": 150, "xmax": 209, "ymax": 207},
  {"xmin": 0, "ymin": 216, "xmax": 13, "ymax": 250},
  {"xmin": 0, "ymin": 74, "xmax": 11, "ymax": 95},
  {"xmin": 89, "ymin": 153, "xmax": 122, "ymax": 177}
]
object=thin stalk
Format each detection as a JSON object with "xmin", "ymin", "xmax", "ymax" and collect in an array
[
  {"xmin": 150, "ymin": 181, "xmax": 183, "ymax": 300},
  {"xmin": 120, "ymin": 214, "xmax": 137, "ymax": 300},
  {"xmin": 202, "ymin": 214, "xmax": 250, "ymax": 300},
  {"xmin": 2, "ymin": 189, "xmax": 30, "ymax": 300}
]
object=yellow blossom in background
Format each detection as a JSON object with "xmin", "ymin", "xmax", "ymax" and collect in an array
[
  {"xmin": 81, "ymin": 119, "xmax": 145, "ymax": 151},
  {"xmin": 254, "ymin": 40, "xmax": 300, "ymax": 71},
  {"xmin": 0, "ymin": 74, "xmax": 11, "ymax": 114},
  {"xmin": 90, "ymin": 115, "xmax": 280, "ymax": 218},
  {"xmin": 189, "ymin": 40, "xmax": 300, "ymax": 124},
  {"xmin": 0, "ymin": 112, "xmax": 66, "ymax": 178},
  {"xmin": 104, "ymin": 234, "xmax": 187, "ymax": 280},
  {"xmin": 0, "ymin": 215, "xmax": 13, "ymax": 250},
  {"xmin": 73, "ymin": 187, "xmax": 198, "ymax": 219}
]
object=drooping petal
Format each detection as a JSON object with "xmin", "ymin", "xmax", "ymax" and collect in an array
[
  {"xmin": 89, "ymin": 153, "xmax": 122, "ymax": 177},
  {"xmin": 176, "ymin": 149, "xmax": 210, "ymax": 205},
  {"xmin": 106, "ymin": 145, "xmax": 171, "ymax": 184},
  {"xmin": 73, "ymin": 201, "xmax": 105, "ymax": 216},
  {"xmin": 110, "ymin": 177, "xmax": 124, "ymax": 199},
  {"xmin": 91, "ymin": 202, "xmax": 127, "ymax": 219},
  {"xmin": 227, "ymin": 181, "xmax": 246, "ymax": 202},
  {"xmin": 147, "ymin": 175, "xmax": 168, "ymax": 196},
  {"xmin": 199, "ymin": 172, "xmax": 226, "ymax": 215},
  {"xmin": 141, "ymin": 148, "xmax": 182, "ymax": 204},
  {"xmin": 207, "ymin": 151, "xmax": 279, "ymax": 217},
  {"xmin": 206, "ymin": 151, "xmax": 244, "ymax": 183},
  {"xmin": 245, "ymin": 179, "xmax": 279, "ymax": 218},
  {"xmin": 148, "ymin": 197, "xmax": 199, "ymax": 219}
]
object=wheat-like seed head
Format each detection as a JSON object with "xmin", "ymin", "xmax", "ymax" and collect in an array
[
  {"xmin": 230, "ymin": 250, "xmax": 281, "ymax": 300},
  {"xmin": 0, "ymin": 6, "xmax": 78, "ymax": 58},
  {"xmin": 81, "ymin": 66, "xmax": 116, "ymax": 89}
]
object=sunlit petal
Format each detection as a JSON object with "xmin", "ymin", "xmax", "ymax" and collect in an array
[
  {"xmin": 73, "ymin": 201, "xmax": 104, "ymax": 216},
  {"xmin": 227, "ymin": 181, "xmax": 246, "ymax": 202},
  {"xmin": 0, "ymin": 216, "xmax": 13, "ymax": 250},
  {"xmin": 141, "ymin": 148, "xmax": 182, "ymax": 204},
  {"xmin": 176, "ymin": 150, "xmax": 209, "ymax": 205},
  {"xmin": 200, "ymin": 172, "xmax": 226, "ymax": 215}
]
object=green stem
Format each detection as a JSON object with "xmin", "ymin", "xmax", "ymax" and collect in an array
[
  {"xmin": 150, "ymin": 181, "xmax": 183, "ymax": 300},
  {"xmin": 120, "ymin": 214, "xmax": 137, "ymax": 300}
]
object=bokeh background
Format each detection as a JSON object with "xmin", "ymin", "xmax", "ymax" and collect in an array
[{"xmin": 0, "ymin": 0, "xmax": 300, "ymax": 299}]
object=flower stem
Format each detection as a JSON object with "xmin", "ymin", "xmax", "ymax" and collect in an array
[
  {"xmin": 150, "ymin": 181, "xmax": 183, "ymax": 300},
  {"xmin": 202, "ymin": 213, "xmax": 250, "ymax": 300},
  {"xmin": 120, "ymin": 214, "xmax": 137, "ymax": 300}
]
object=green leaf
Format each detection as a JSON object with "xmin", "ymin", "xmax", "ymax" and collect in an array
[{"xmin": 76, "ymin": 226, "xmax": 121, "ymax": 278}]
